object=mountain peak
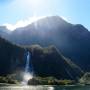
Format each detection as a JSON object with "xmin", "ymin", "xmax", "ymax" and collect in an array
[
  {"xmin": 34, "ymin": 15, "xmax": 69, "ymax": 26},
  {"xmin": 74, "ymin": 24, "xmax": 89, "ymax": 31}
]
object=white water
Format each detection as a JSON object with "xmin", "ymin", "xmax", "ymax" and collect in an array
[{"xmin": 22, "ymin": 51, "xmax": 33, "ymax": 85}]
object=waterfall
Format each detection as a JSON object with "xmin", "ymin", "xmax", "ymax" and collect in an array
[
  {"xmin": 25, "ymin": 51, "xmax": 30, "ymax": 73},
  {"xmin": 22, "ymin": 51, "xmax": 33, "ymax": 85}
]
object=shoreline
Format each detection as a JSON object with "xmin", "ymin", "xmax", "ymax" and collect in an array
[{"xmin": 0, "ymin": 83, "xmax": 86, "ymax": 87}]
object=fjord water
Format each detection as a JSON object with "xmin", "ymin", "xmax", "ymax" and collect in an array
[{"xmin": 0, "ymin": 85, "xmax": 90, "ymax": 90}]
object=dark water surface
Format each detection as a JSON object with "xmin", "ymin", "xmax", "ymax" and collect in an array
[{"xmin": 0, "ymin": 85, "xmax": 90, "ymax": 90}]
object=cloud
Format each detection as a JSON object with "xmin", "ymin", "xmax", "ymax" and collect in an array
[
  {"xmin": 61, "ymin": 16, "xmax": 68, "ymax": 22},
  {"xmin": 3, "ymin": 15, "xmax": 68, "ymax": 31},
  {"xmin": 3, "ymin": 16, "xmax": 46, "ymax": 31}
]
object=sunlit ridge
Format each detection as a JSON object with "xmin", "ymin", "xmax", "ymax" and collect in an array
[{"xmin": 3, "ymin": 16, "xmax": 46, "ymax": 31}]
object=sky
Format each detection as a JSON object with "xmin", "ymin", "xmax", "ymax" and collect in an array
[{"xmin": 0, "ymin": 0, "xmax": 90, "ymax": 31}]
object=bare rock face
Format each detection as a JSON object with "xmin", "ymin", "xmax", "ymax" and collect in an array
[{"xmin": 79, "ymin": 72, "xmax": 90, "ymax": 84}]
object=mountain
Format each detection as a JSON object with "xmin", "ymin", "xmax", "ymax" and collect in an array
[
  {"xmin": 0, "ymin": 37, "xmax": 83, "ymax": 80},
  {"xmin": 0, "ymin": 26, "xmax": 11, "ymax": 38},
  {"xmin": 0, "ymin": 16, "xmax": 90, "ymax": 71},
  {"xmin": 0, "ymin": 37, "xmax": 25, "ymax": 75},
  {"xmin": 28, "ymin": 45, "xmax": 83, "ymax": 80}
]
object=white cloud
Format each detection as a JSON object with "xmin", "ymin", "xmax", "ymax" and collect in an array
[
  {"xmin": 61, "ymin": 16, "xmax": 68, "ymax": 22},
  {"xmin": 3, "ymin": 16, "xmax": 46, "ymax": 31},
  {"xmin": 3, "ymin": 15, "xmax": 68, "ymax": 31}
]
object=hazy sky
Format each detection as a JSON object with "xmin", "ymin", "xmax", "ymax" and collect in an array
[{"xmin": 0, "ymin": 0, "xmax": 90, "ymax": 30}]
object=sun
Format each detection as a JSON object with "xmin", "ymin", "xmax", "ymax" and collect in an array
[
  {"xmin": 25, "ymin": 0, "xmax": 42, "ymax": 10},
  {"xmin": 28, "ymin": 0, "xmax": 41, "ymax": 6},
  {"xmin": 3, "ymin": 0, "xmax": 45, "ymax": 31}
]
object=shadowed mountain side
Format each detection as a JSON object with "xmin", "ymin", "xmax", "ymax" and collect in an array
[
  {"xmin": 0, "ymin": 37, "xmax": 25, "ymax": 75},
  {"xmin": 28, "ymin": 45, "xmax": 83, "ymax": 80},
  {"xmin": 0, "ymin": 37, "xmax": 83, "ymax": 80}
]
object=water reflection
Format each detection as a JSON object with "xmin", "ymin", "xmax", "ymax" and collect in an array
[
  {"xmin": 48, "ymin": 86, "xmax": 54, "ymax": 90},
  {"xmin": 0, "ymin": 86, "xmax": 54, "ymax": 90},
  {"xmin": 0, "ymin": 85, "xmax": 90, "ymax": 90}
]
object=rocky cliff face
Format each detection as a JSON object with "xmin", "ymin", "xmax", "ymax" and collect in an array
[
  {"xmin": 28, "ymin": 45, "xmax": 83, "ymax": 80},
  {"xmin": 0, "ymin": 37, "xmax": 25, "ymax": 75}
]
